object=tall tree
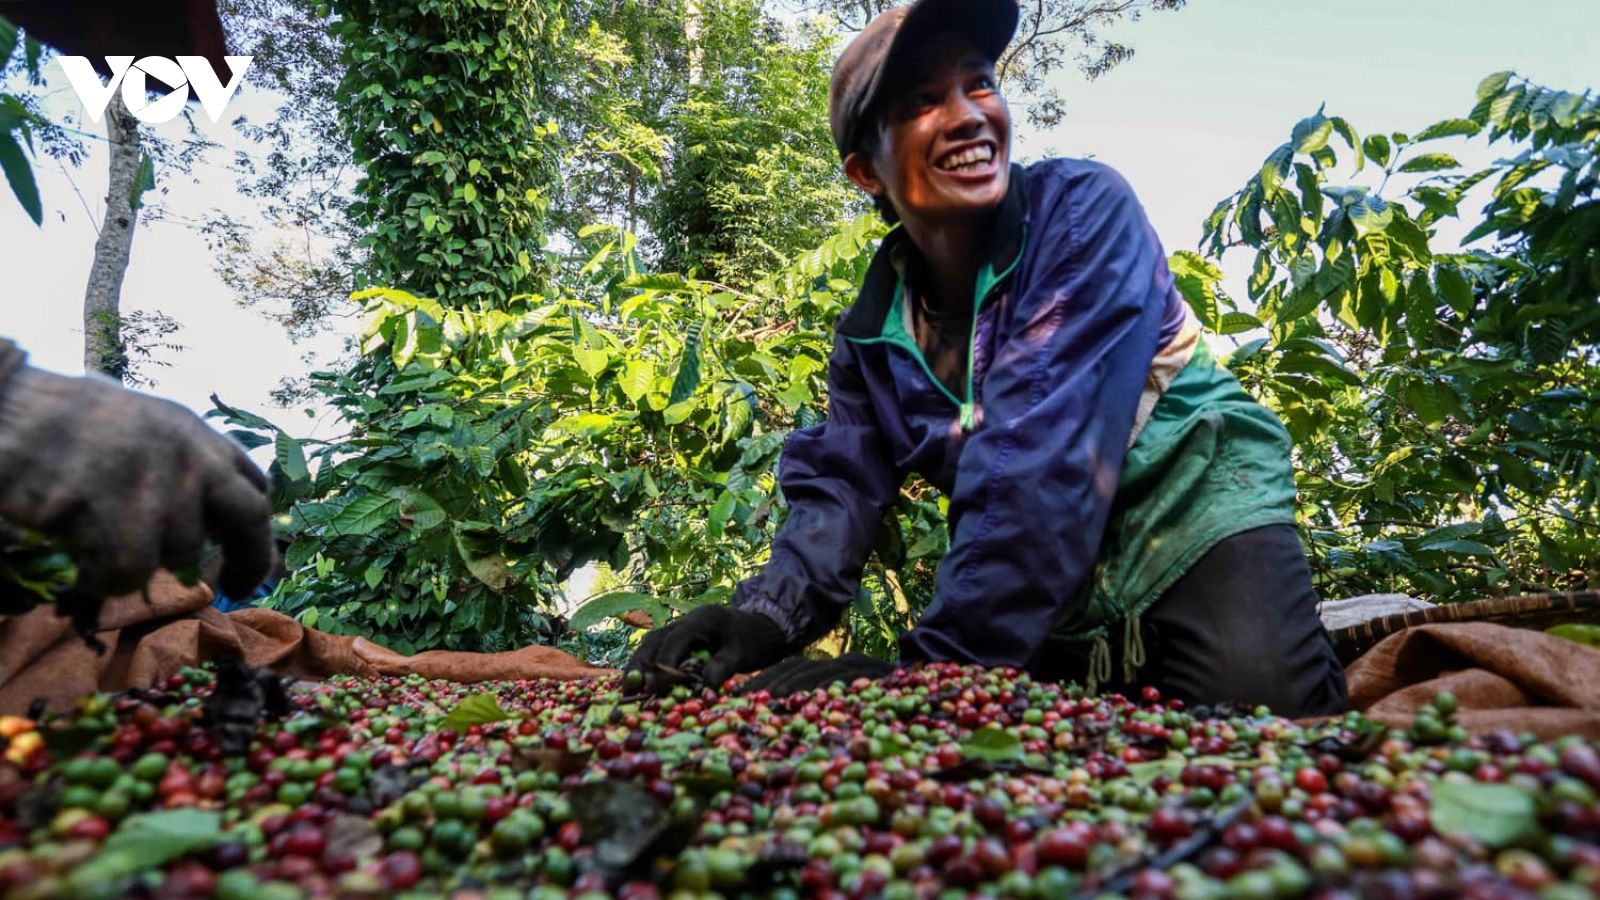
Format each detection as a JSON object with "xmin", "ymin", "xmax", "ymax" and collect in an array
[
  {"xmin": 649, "ymin": 1, "xmax": 859, "ymax": 286},
  {"xmin": 2, "ymin": 28, "xmax": 206, "ymax": 386},
  {"xmin": 81, "ymin": 94, "xmax": 145, "ymax": 378},
  {"xmin": 544, "ymin": 0, "xmax": 683, "ymax": 242},
  {"xmin": 327, "ymin": 0, "xmax": 560, "ymax": 309},
  {"xmin": 208, "ymin": 0, "xmax": 360, "ymax": 347}
]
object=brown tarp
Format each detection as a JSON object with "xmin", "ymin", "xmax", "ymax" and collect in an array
[
  {"xmin": 0, "ymin": 574, "xmax": 607, "ymax": 716},
  {"xmin": 4, "ymin": 578, "xmax": 1600, "ymax": 740}
]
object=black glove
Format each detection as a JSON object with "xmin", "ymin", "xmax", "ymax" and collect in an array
[
  {"xmin": 623, "ymin": 605, "xmax": 790, "ymax": 695},
  {"xmin": 0, "ymin": 348, "xmax": 273, "ymax": 600},
  {"xmin": 739, "ymin": 652, "xmax": 895, "ymax": 697}
]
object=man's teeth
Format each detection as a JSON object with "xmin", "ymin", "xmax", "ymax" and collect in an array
[{"xmin": 938, "ymin": 146, "xmax": 993, "ymax": 170}]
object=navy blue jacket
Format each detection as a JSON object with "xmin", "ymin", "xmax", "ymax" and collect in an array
[{"xmin": 731, "ymin": 159, "xmax": 1188, "ymax": 668}]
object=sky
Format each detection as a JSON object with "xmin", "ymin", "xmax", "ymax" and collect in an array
[{"xmin": 2, "ymin": 0, "xmax": 1597, "ymax": 430}]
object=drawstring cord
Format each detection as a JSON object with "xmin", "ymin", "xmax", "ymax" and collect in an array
[
  {"xmin": 1087, "ymin": 634, "xmax": 1113, "ymax": 695},
  {"xmin": 1122, "ymin": 612, "xmax": 1147, "ymax": 685}
]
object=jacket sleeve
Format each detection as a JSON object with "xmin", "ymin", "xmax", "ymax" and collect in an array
[
  {"xmin": 898, "ymin": 162, "xmax": 1174, "ymax": 667},
  {"xmin": 730, "ymin": 332, "xmax": 904, "ymax": 647}
]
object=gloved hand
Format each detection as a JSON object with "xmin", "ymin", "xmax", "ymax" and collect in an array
[
  {"xmin": 740, "ymin": 652, "xmax": 895, "ymax": 697},
  {"xmin": 0, "ymin": 352, "xmax": 274, "ymax": 600},
  {"xmin": 623, "ymin": 605, "xmax": 790, "ymax": 695}
]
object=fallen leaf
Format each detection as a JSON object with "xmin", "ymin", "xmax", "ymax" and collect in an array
[
  {"xmin": 71, "ymin": 809, "xmax": 222, "ymax": 885},
  {"xmin": 1430, "ymin": 779, "xmax": 1537, "ymax": 848},
  {"xmin": 512, "ymin": 745, "xmax": 593, "ymax": 777},
  {"xmin": 439, "ymin": 692, "xmax": 514, "ymax": 732},
  {"xmin": 961, "ymin": 725, "xmax": 1023, "ymax": 763},
  {"xmin": 325, "ymin": 814, "xmax": 383, "ymax": 860}
]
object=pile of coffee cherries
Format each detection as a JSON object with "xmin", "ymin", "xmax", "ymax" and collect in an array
[{"xmin": 1, "ymin": 662, "xmax": 1597, "ymax": 899}]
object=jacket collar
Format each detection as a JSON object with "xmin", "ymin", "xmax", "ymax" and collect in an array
[{"xmin": 837, "ymin": 163, "xmax": 1030, "ymax": 339}]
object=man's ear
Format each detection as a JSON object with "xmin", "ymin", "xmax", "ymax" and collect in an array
[{"xmin": 844, "ymin": 151, "xmax": 886, "ymax": 201}]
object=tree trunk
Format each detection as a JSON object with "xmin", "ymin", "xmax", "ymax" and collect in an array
[
  {"xmin": 627, "ymin": 171, "xmax": 638, "ymax": 237},
  {"xmin": 83, "ymin": 93, "xmax": 141, "ymax": 380},
  {"xmin": 685, "ymin": 0, "xmax": 701, "ymax": 86}
]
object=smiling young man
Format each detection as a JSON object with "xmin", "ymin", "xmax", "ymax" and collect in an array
[{"xmin": 625, "ymin": 0, "xmax": 1349, "ymax": 717}]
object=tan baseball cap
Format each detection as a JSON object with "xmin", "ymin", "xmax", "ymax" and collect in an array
[{"xmin": 828, "ymin": 0, "xmax": 1020, "ymax": 160}]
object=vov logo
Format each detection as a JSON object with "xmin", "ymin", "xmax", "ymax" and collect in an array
[{"xmin": 59, "ymin": 56, "xmax": 253, "ymax": 125}]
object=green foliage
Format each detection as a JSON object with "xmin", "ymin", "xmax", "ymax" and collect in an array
[
  {"xmin": 233, "ymin": 0, "xmax": 930, "ymax": 659},
  {"xmin": 213, "ymin": 291, "xmax": 575, "ymax": 653},
  {"xmin": 325, "ymin": 0, "xmax": 560, "ymax": 308},
  {"xmin": 648, "ymin": 2, "xmax": 858, "ymax": 286},
  {"xmin": 544, "ymin": 0, "xmax": 682, "ymax": 238},
  {"xmin": 0, "ymin": 14, "xmax": 45, "ymax": 224},
  {"xmin": 1429, "ymin": 780, "xmax": 1537, "ymax": 848},
  {"xmin": 1183, "ymin": 75, "xmax": 1600, "ymax": 603},
  {"xmin": 541, "ymin": 0, "xmax": 859, "ymax": 287},
  {"xmin": 224, "ymin": 213, "xmax": 892, "ymax": 654}
]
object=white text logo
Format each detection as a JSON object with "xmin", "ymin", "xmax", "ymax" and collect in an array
[{"xmin": 59, "ymin": 56, "xmax": 253, "ymax": 125}]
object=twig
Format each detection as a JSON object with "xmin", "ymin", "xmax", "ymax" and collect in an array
[{"xmin": 1075, "ymin": 795, "xmax": 1255, "ymax": 898}]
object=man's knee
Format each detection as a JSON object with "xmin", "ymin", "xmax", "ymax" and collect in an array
[
  {"xmin": 1169, "ymin": 640, "xmax": 1347, "ymax": 718},
  {"xmin": 1146, "ymin": 524, "xmax": 1349, "ymax": 717}
]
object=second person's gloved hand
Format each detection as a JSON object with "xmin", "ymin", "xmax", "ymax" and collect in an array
[
  {"xmin": 622, "ymin": 605, "xmax": 790, "ymax": 695},
  {"xmin": 0, "ymin": 353, "xmax": 275, "ymax": 601},
  {"xmin": 739, "ymin": 652, "xmax": 895, "ymax": 697}
]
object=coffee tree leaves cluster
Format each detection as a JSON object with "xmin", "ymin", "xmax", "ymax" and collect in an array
[
  {"xmin": 220, "ymin": 213, "xmax": 892, "ymax": 653},
  {"xmin": 1177, "ymin": 73, "xmax": 1600, "ymax": 603}
]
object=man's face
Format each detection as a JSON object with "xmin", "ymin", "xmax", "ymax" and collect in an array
[{"xmin": 848, "ymin": 33, "xmax": 1012, "ymax": 226}]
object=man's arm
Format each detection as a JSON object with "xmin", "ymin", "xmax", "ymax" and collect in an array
[
  {"xmin": 730, "ymin": 332, "xmax": 905, "ymax": 646},
  {"xmin": 625, "ymin": 332, "xmax": 904, "ymax": 692}
]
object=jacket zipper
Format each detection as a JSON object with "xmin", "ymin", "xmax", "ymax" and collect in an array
[
  {"xmin": 958, "ymin": 237, "xmax": 1025, "ymax": 431},
  {"xmin": 846, "ymin": 229, "xmax": 1025, "ymax": 432}
]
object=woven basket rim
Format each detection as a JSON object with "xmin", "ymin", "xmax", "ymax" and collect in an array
[{"xmin": 1328, "ymin": 589, "xmax": 1600, "ymax": 649}]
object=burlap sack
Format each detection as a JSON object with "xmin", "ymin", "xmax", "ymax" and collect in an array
[
  {"xmin": 1345, "ymin": 621, "xmax": 1600, "ymax": 740},
  {"xmin": 0, "ymin": 573, "xmax": 608, "ymax": 716}
]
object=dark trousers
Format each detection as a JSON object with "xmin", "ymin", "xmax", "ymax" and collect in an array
[{"xmin": 1030, "ymin": 524, "xmax": 1348, "ymax": 718}]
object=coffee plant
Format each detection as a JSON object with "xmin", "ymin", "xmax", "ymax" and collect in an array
[
  {"xmin": 213, "ymin": 213, "xmax": 936, "ymax": 654},
  {"xmin": 1177, "ymin": 72, "xmax": 1600, "ymax": 604}
]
